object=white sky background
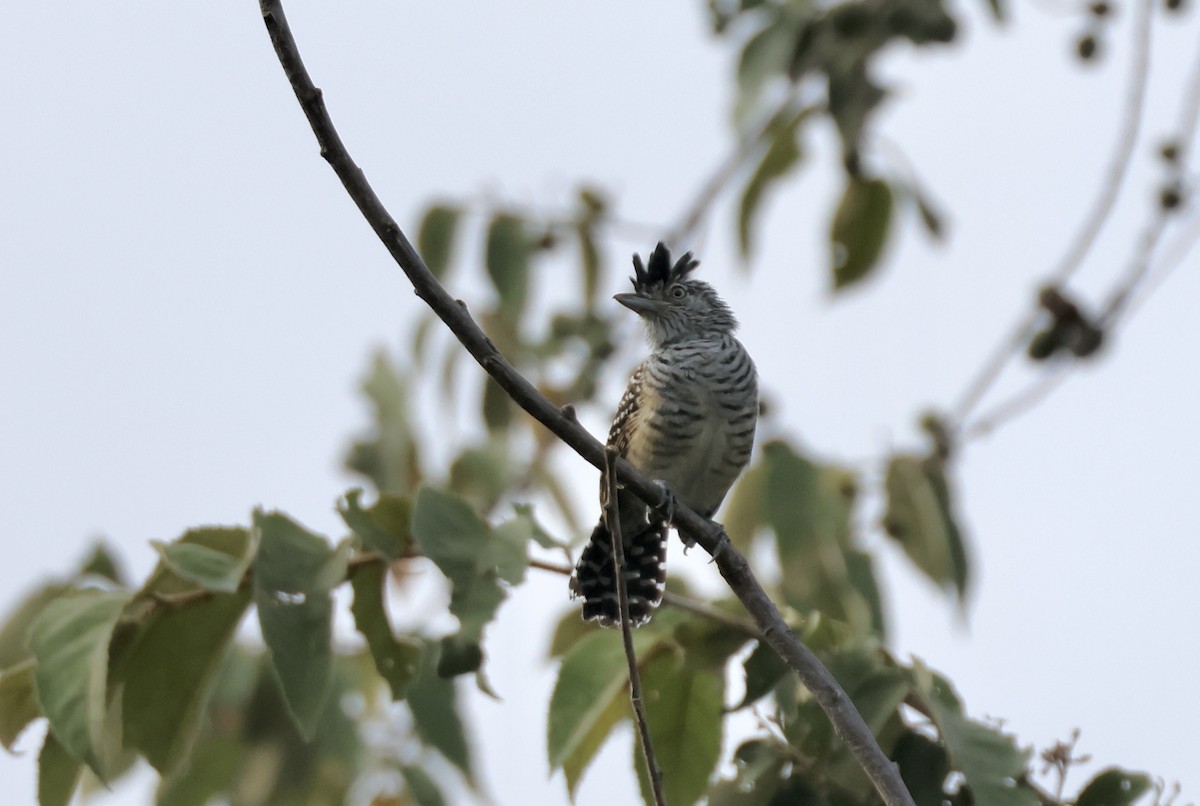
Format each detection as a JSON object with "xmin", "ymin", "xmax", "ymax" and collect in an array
[{"xmin": 1, "ymin": 1, "xmax": 1197, "ymax": 804}]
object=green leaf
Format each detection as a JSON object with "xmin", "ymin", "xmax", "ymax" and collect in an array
[
  {"xmin": 911, "ymin": 660, "xmax": 1039, "ymax": 806},
  {"xmin": 338, "ymin": 488, "xmax": 413, "ymax": 561},
  {"xmin": 417, "ymin": 204, "xmax": 461, "ymax": 280},
  {"xmin": 28, "ymin": 589, "xmax": 131, "ymax": 778},
  {"xmin": 154, "ymin": 735, "xmax": 241, "ymax": 806},
  {"xmin": 155, "ymin": 649, "xmax": 366, "ymax": 805},
  {"xmin": 761, "ymin": 441, "xmax": 878, "ymax": 634},
  {"xmin": 485, "ymin": 213, "xmax": 531, "ymax": 321},
  {"xmin": 883, "ymin": 453, "xmax": 969, "ymax": 598},
  {"xmin": 151, "ymin": 527, "xmax": 256, "ymax": 594},
  {"xmin": 252, "ymin": 510, "xmax": 340, "ymax": 740},
  {"xmin": 547, "ymin": 630, "xmax": 667, "ymax": 797},
  {"xmin": 448, "ymin": 440, "xmax": 513, "ymax": 514},
  {"xmin": 402, "ymin": 764, "xmax": 447, "ymax": 806},
  {"xmin": 407, "ymin": 640, "xmax": 474, "ymax": 783},
  {"xmin": 738, "ymin": 107, "xmax": 807, "ymax": 258},
  {"xmin": 827, "ymin": 62, "xmax": 887, "ymax": 171},
  {"xmin": 576, "ymin": 218, "xmax": 602, "ymax": 309},
  {"xmin": 511, "ymin": 503, "xmax": 566, "ymax": 549},
  {"xmin": 782, "ymin": 644, "xmax": 908, "ymax": 790},
  {"xmin": 722, "ymin": 461, "xmax": 766, "ymax": 550},
  {"xmin": 893, "ymin": 731, "xmax": 954, "ymax": 806},
  {"xmin": 0, "ymin": 583, "xmax": 71, "ymax": 669},
  {"xmin": 76, "ymin": 542, "xmax": 125, "ymax": 585},
  {"xmin": 1075, "ymin": 768, "xmax": 1153, "ymax": 806},
  {"xmin": 481, "ymin": 376, "xmax": 514, "ymax": 433},
  {"xmin": 672, "ymin": 615, "xmax": 754, "ymax": 673},
  {"xmin": 830, "ymin": 175, "xmax": 893, "ymax": 290},
  {"xmin": 412, "ymin": 488, "xmax": 527, "ymax": 676},
  {"xmin": 635, "ymin": 652, "xmax": 725, "ymax": 806},
  {"xmin": 734, "ymin": 14, "xmax": 801, "ymax": 125},
  {"xmin": 547, "ymin": 608, "xmax": 600, "ymax": 658},
  {"xmin": 349, "ymin": 561, "xmax": 421, "ymax": 699},
  {"xmin": 734, "ymin": 640, "xmax": 788, "ymax": 710},
  {"xmin": 412, "ymin": 487, "xmax": 492, "ymax": 575},
  {"xmin": 845, "ymin": 549, "xmax": 886, "ymax": 636},
  {"xmin": 706, "ymin": 739, "xmax": 791, "ymax": 805},
  {"xmin": 37, "ymin": 730, "xmax": 81, "ymax": 806},
  {"xmin": 0, "ymin": 659, "xmax": 39, "ymax": 751},
  {"xmin": 345, "ymin": 351, "xmax": 422, "ymax": 494},
  {"xmin": 119, "ymin": 588, "xmax": 251, "ymax": 774}
]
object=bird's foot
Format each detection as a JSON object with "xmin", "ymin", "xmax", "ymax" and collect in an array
[
  {"xmin": 707, "ymin": 524, "xmax": 732, "ymax": 563},
  {"xmin": 653, "ymin": 479, "xmax": 676, "ymax": 525}
]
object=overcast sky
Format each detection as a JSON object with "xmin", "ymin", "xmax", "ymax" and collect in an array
[{"xmin": 1, "ymin": 1, "xmax": 1197, "ymax": 804}]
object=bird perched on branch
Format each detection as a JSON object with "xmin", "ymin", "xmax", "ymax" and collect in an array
[{"xmin": 570, "ymin": 243, "xmax": 758, "ymax": 626}]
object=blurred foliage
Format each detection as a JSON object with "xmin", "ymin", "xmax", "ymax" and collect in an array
[
  {"xmin": 717, "ymin": 0, "xmax": 954, "ymax": 280},
  {"xmin": 0, "ymin": 0, "xmax": 1183, "ymax": 803}
]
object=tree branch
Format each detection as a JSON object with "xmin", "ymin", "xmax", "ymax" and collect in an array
[
  {"xmin": 663, "ymin": 94, "xmax": 801, "ymax": 247},
  {"xmin": 604, "ymin": 448, "xmax": 665, "ymax": 806},
  {"xmin": 257, "ymin": 3, "xmax": 913, "ymax": 803},
  {"xmin": 950, "ymin": 0, "xmax": 1155, "ymax": 433}
]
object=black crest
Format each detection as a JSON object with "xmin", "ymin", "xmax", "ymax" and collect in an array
[{"xmin": 631, "ymin": 242, "xmax": 699, "ymax": 292}]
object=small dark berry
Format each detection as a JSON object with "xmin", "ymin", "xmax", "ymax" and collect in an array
[
  {"xmin": 1076, "ymin": 33, "xmax": 1099, "ymax": 61},
  {"xmin": 1160, "ymin": 141, "xmax": 1180, "ymax": 163},
  {"xmin": 1160, "ymin": 183, "xmax": 1183, "ymax": 211},
  {"xmin": 1088, "ymin": 1, "xmax": 1111, "ymax": 16},
  {"xmin": 1070, "ymin": 325, "xmax": 1104, "ymax": 358},
  {"xmin": 1028, "ymin": 329, "xmax": 1061, "ymax": 361}
]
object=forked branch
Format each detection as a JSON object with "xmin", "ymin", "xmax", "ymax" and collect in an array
[{"xmin": 257, "ymin": 2, "xmax": 914, "ymax": 803}]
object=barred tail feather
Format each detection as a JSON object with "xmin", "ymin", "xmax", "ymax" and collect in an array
[{"xmin": 570, "ymin": 519, "xmax": 667, "ymax": 627}]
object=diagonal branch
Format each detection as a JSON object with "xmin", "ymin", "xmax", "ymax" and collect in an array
[
  {"xmin": 604, "ymin": 448, "xmax": 665, "ymax": 806},
  {"xmin": 257, "ymin": 3, "xmax": 913, "ymax": 804}
]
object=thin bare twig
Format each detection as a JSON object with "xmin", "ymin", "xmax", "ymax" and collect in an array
[
  {"xmin": 961, "ymin": 209, "xmax": 1170, "ymax": 438},
  {"xmin": 662, "ymin": 591, "xmax": 762, "ymax": 637},
  {"xmin": 1105, "ymin": 18, "xmax": 1200, "ymax": 325},
  {"xmin": 528, "ymin": 558, "xmax": 573, "ymax": 575},
  {"xmin": 961, "ymin": 362, "xmax": 1071, "ymax": 440},
  {"xmin": 257, "ymin": 3, "xmax": 913, "ymax": 803},
  {"xmin": 1172, "ymin": 20, "xmax": 1200, "ymax": 165},
  {"xmin": 663, "ymin": 93, "xmax": 803, "ymax": 247},
  {"xmin": 1098, "ymin": 212, "xmax": 1171, "ymax": 323},
  {"xmin": 604, "ymin": 448, "xmax": 666, "ymax": 806},
  {"xmin": 1126, "ymin": 206, "xmax": 1200, "ymax": 319},
  {"xmin": 1049, "ymin": 0, "xmax": 1154, "ymax": 288},
  {"xmin": 950, "ymin": 0, "xmax": 1154, "ymax": 431}
]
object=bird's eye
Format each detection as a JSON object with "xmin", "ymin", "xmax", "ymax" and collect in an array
[{"xmin": 670, "ymin": 284, "xmax": 687, "ymax": 299}]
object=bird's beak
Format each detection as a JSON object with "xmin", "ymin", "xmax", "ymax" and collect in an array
[{"xmin": 614, "ymin": 293, "xmax": 666, "ymax": 317}]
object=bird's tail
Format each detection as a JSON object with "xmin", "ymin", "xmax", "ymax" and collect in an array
[{"xmin": 570, "ymin": 518, "xmax": 667, "ymax": 627}]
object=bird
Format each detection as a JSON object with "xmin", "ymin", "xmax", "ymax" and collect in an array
[{"xmin": 570, "ymin": 242, "xmax": 758, "ymax": 626}]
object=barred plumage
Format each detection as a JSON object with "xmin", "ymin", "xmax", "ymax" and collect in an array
[{"xmin": 570, "ymin": 243, "xmax": 758, "ymax": 626}]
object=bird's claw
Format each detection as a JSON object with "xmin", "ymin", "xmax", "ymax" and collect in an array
[
  {"xmin": 707, "ymin": 524, "xmax": 732, "ymax": 563},
  {"xmin": 653, "ymin": 479, "xmax": 676, "ymax": 524}
]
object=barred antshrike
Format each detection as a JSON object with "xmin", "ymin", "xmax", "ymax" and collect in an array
[{"xmin": 570, "ymin": 243, "xmax": 758, "ymax": 626}]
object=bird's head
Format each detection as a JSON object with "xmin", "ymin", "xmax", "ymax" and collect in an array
[{"xmin": 615, "ymin": 242, "xmax": 738, "ymax": 347}]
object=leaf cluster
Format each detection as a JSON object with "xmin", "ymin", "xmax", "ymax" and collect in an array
[
  {"xmin": 717, "ymin": 0, "xmax": 954, "ymax": 280},
  {"xmin": 0, "ymin": 484, "xmax": 557, "ymax": 805}
]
